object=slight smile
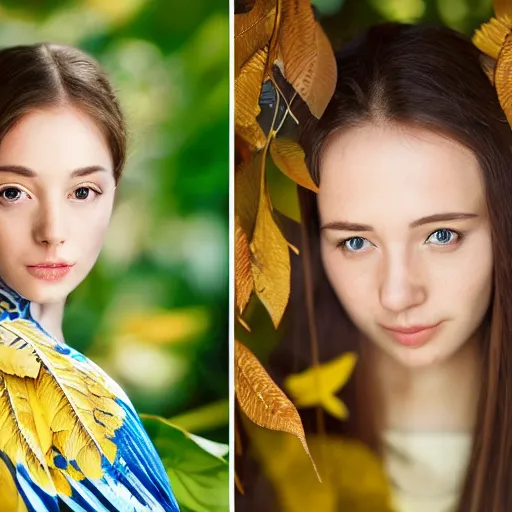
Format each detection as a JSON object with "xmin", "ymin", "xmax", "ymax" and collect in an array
[
  {"xmin": 380, "ymin": 321, "xmax": 444, "ymax": 348},
  {"xmin": 26, "ymin": 262, "xmax": 75, "ymax": 282}
]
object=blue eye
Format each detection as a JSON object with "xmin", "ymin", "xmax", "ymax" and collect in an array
[
  {"xmin": 426, "ymin": 229, "xmax": 460, "ymax": 245},
  {"xmin": 340, "ymin": 236, "xmax": 372, "ymax": 253}
]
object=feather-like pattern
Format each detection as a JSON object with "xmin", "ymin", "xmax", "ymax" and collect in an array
[{"xmin": 0, "ymin": 281, "xmax": 180, "ymax": 512}]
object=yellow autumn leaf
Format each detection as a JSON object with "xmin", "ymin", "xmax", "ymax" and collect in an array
[
  {"xmin": 235, "ymin": 152, "xmax": 262, "ymax": 239},
  {"xmin": 235, "ymin": 340, "xmax": 320, "ymax": 479},
  {"xmin": 270, "ymin": 137, "xmax": 318, "ymax": 192},
  {"xmin": 235, "ymin": 48, "xmax": 268, "ymax": 150},
  {"xmin": 285, "ymin": 353, "xmax": 357, "ymax": 420},
  {"xmin": 243, "ymin": 417, "xmax": 393, "ymax": 512},
  {"xmin": 278, "ymin": 0, "xmax": 337, "ymax": 118},
  {"xmin": 473, "ymin": 2, "xmax": 512, "ymax": 123},
  {"xmin": 120, "ymin": 308, "xmax": 210, "ymax": 345},
  {"xmin": 235, "ymin": 215, "xmax": 254, "ymax": 315},
  {"xmin": 250, "ymin": 183, "xmax": 290, "ymax": 329},
  {"xmin": 235, "ymin": 0, "xmax": 276, "ymax": 76}
]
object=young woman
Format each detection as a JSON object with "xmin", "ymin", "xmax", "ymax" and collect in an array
[
  {"xmin": 293, "ymin": 21, "xmax": 512, "ymax": 512},
  {"xmin": 238, "ymin": 21, "xmax": 512, "ymax": 512},
  {"xmin": 0, "ymin": 43, "xmax": 179, "ymax": 511}
]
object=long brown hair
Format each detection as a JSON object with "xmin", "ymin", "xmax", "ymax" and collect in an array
[
  {"xmin": 293, "ymin": 22, "xmax": 512, "ymax": 512},
  {"xmin": 0, "ymin": 43, "xmax": 126, "ymax": 180}
]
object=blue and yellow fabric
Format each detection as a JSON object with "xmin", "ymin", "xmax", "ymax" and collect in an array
[{"xmin": 0, "ymin": 279, "xmax": 180, "ymax": 512}]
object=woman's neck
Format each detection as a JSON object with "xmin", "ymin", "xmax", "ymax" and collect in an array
[
  {"xmin": 30, "ymin": 300, "xmax": 66, "ymax": 343},
  {"xmin": 369, "ymin": 334, "xmax": 482, "ymax": 433}
]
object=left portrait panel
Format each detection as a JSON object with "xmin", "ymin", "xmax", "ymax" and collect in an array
[{"xmin": 0, "ymin": 1, "xmax": 229, "ymax": 511}]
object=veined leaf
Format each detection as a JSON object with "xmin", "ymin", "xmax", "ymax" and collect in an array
[
  {"xmin": 235, "ymin": 215, "xmax": 254, "ymax": 315},
  {"xmin": 495, "ymin": 35, "xmax": 512, "ymax": 125},
  {"xmin": 235, "ymin": 48, "xmax": 268, "ymax": 150},
  {"xmin": 278, "ymin": 0, "xmax": 336, "ymax": 118},
  {"xmin": 270, "ymin": 138, "xmax": 318, "ymax": 192},
  {"xmin": 285, "ymin": 353, "xmax": 357, "ymax": 420},
  {"xmin": 235, "ymin": 340, "xmax": 319, "ymax": 479},
  {"xmin": 235, "ymin": 152, "xmax": 262, "ymax": 240},
  {"xmin": 235, "ymin": 0, "xmax": 276, "ymax": 76},
  {"xmin": 250, "ymin": 182, "xmax": 290, "ymax": 328},
  {"xmin": 473, "ymin": 16, "xmax": 510, "ymax": 60}
]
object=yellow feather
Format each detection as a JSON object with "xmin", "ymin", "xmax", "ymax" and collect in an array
[
  {"xmin": 0, "ymin": 318, "xmax": 125, "ymax": 487},
  {"xmin": 0, "ymin": 374, "xmax": 54, "ymax": 492},
  {"xmin": 0, "ymin": 456, "xmax": 28, "ymax": 512}
]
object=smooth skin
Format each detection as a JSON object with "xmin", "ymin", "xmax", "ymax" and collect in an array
[
  {"xmin": 0, "ymin": 106, "xmax": 116, "ymax": 341},
  {"xmin": 318, "ymin": 124, "xmax": 492, "ymax": 430}
]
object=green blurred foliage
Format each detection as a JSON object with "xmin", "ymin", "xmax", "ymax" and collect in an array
[
  {"xmin": 0, "ymin": 0, "xmax": 228, "ymax": 448},
  {"xmin": 143, "ymin": 416, "xmax": 229, "ymax": 512}
]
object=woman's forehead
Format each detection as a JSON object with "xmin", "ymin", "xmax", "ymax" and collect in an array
[
  {"xmin": 0, "ymin": 106, "xmax": 113, "ymax": 177},
  {"xmin": 318, "ymin": 124, "xmax": 486, "ymax": 224}
]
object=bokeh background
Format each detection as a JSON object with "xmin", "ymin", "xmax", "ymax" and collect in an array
[{"xmin": 0, "ymin": 0, "xmax": 229, "ymax": 448}]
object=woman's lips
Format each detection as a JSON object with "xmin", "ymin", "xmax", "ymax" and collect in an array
[
  {"xmin": 26, "ymin": 263, "xmax": 74, "ymax": 282},
  {"xmin": 381, "ymin": 322, "xmax": 443, "ymax": 348}
]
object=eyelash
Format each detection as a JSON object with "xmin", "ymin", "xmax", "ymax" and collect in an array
[
  {"xmin": 0, "ymin": 183, "xmax": 103, "ymax": 204},
  {"xmin": 336, "ymin": 228, "xmax": 465, "ymax": 253}
]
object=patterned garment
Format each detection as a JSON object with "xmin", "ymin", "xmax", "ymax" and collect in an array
[{"xmin": 0, "ymin": 279, "xmax": 180, "ymax": 512}]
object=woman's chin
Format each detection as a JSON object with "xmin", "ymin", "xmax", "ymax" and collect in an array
[{"xmin": 5, "ymin": 278, "xmax": 71, "ymax": 305}]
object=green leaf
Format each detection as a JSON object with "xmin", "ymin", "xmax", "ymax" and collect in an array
[{"xmin": 141, "ymin": 414, "xmax": 229, "ymax": 512}]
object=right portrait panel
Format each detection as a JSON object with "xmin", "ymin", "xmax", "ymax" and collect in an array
[{"xmin": 234, "ymin": 1, "xmax": 509, "ymax": 511}]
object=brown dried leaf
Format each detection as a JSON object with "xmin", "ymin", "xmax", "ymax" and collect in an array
[
  {"xmin": 235, "ymin": 48, "xmax": 268, "ymax": 150},
  {"xmin": 235, "ymin": 0, "xmax": 276, "ymax": 76},
  {"xmin": 235, "ymin": 216, "xmax": 254, "ymax": 315},
  {"xmin": 235, "ymin": 340, "xmax": 319, "ymax": 479},
  {"xmin": 496, "ymin": 34, "xmax": 512, "ymax": 125},
  {"xmin": 250, "ymin": 183, "xmax": 290, "ymax": 328},
  {"xmin": 495, "ymin": 0, "xmax": 512, "ymax": 20},
  {"xmin": 235, "ymin": 152, "xmax": 261, "ymax": 239},
  {"xmin": 278, "ymin": 0, "xmax": 336, "ymax": 118},
  {"xmin": 270, "ymin": 138, "xmax": 318, "ymax": 192}
]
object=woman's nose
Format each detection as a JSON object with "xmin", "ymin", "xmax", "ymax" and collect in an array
[
  {"xmin": 33, "ymin": 201, "xmax": 67, "ymax": 247},
  {"xmin": 378, "ymin": 249, "xmax": 427, "ymax": 314}
]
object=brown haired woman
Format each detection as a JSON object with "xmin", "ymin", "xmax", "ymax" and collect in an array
[
  {"xmin": 299, "ymin": 21, "xmax": 511, "ymax": 512},
  {"xmin": 0, "ymin": 44, "xmax": 180, "ymax": 511},
  {"xmin": 239, "ymin": 22, "xmax": 512, "ymax": 512}
]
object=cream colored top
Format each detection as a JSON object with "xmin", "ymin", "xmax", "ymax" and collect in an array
[{"xmin": 383, "ymin": 430, "xmax": 473, "ymax": 512}]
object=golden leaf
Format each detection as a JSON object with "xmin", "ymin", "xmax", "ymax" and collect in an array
[
  {"xmin": 120, "ymin": 307, "xmax": 210, "ymax": 344},
  {"xmin": 250, "ymin": 182, "xmax": 290, "ymax": 328},
  {"xmin": 495, "ymin": 34, "xmax": 512, "ymax": 125},
  {"xmin": 278, "ymin": 0, "xmax": 337, "ymax": 118},
  {"xmin": 235, "ymin": 152, "xmax": 262, "ymax": 239},
  {"xmin": 235, "ymin": 48, "xmax": 268, "ymax": 150},
  {"xmin": 244, "ymin": 419, "xmax": 393, "ymax": 512},
  {"xmin": 234, "ymin": 340, "xmax": 319, "ymax": 479},
  {"xmin": 473, "ymin": 16, "xmax": 510, "ymax": 60},
  {"xmin": 270, "ymin": 137, "xmax": 318, "ymax": 192},
  {"xmin": 235, "ymin": 215, "xmax": 254, "ymax": 315},
  {"xmin": 285, "ymin": 353, "xmax": 357, "ymax": 420},
  {"xmin": 0, "ymin": 319, "xmax": 125, "ymax": 490},
  {"xmin": 235, "ymin": 0, "xmax": 276, "ymax": 76},
  {"xmin": 494, "ymin": 0, "xmax": 512, "ymax": 20}
]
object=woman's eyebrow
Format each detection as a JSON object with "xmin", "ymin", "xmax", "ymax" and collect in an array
[
  {"xmin": 70, "ymin": 165, "xmax": 108, "ymax": 178},
  {"xmin": 321, "ymin": 213, "xmax": 479, "ymax": 231},
  {"xmin": 0, "ymin": 164, "xmax": 108, "ymax": 178}
]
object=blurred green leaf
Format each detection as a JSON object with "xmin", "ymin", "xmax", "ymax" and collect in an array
[{"xmin": 141, "ymin": 415, "xmax": 229, "ymax": 512}]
